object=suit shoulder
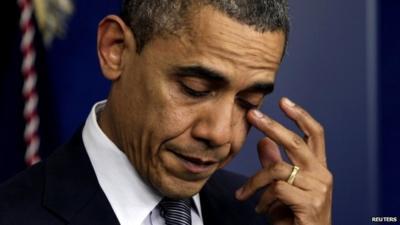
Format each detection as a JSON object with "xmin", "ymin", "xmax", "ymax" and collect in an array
[
  {"xmin": 0, "ymin": 162, "xmax": 46, "ymax": 223},
  {"xmin": 0, "ymin": 132, "xmax": 82, "ymax": 205},
  {"xmin": 0, "ymin": 162, "xmax": 45, "ymax": 204}
]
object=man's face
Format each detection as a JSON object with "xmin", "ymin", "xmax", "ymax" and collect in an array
[{"xmin": 106, "ymin": 6, "xmax": 285, "ymax": 198}]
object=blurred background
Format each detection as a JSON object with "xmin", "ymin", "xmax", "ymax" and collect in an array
[{"xmin": 0, "ymin": 0, "xmax": 399, "ymax": 224}]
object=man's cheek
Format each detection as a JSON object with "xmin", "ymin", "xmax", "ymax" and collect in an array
[
  {"xmin": 158, "ymin": 109, "xmax": 193, "ymax": 136},
  {"xmin": 218, "ymin": 127, "xmax": 248, "ymax": 168},
  {"xmin": 232, "ymin": 120, "xmax": 250, "ymax": 148}
]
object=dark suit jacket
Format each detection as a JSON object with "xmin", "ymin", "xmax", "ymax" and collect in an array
[{"xmin": 0, "ymin": 131, "xmax": 269, "ymax": 225}]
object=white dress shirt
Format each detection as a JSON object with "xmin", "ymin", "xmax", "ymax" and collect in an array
[{"xmin": 82, "ymin": 101, "xmax": 204, "ymax": 225}]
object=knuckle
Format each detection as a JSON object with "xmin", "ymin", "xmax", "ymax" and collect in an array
[
  {"xmin": 289, "ymin": 135, "xmax": 304, "ymax": 149},
  {"xmin": 319, "ymin": 168, "xmax": 333, "ymax": 184},
  {"xmin": 297, "ymin": 106, "xmax": 312, "ymax": 120},
  {"xmin": 298, "ymin": 107, "xmax": 309, "ymax": 117},
  {"xmin": 311, "ymin": 197, "xmax": 323, "ymax": 210},
  {"xmin": 314, "ymin": 122, "xmax": 325, "ymax": 135},
  {"xmin": 263, "ymin": 117, "xmax": 275, "ymax": 128},
  {"xmin": 273, "ymin": 181, "xmax": 286, "ymax": 197},
  {"xmin": 270, "ymin": 181, "xmax": 279, "ymax": 194},
  {"xmin": 319, "ymin": 183, "xmax": 330, "ymax": 194},
  {"xmin": 268, "ymin": 162, "xmax": 285, "ymax": 175},
  {"xmin": 317, "ymin": 171, "xmax": 333, "ymax": 194},
  {"xmin": 325, "ymin": 171, "xmax": 334, "ymax": 186}
]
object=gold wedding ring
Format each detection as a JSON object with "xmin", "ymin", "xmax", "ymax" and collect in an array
[{"xmin": 286, "ymin": 165, "xmax": 300, "ymax": 185}]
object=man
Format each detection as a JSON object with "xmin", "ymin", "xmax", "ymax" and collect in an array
[{"xmin": 0, "ymin": 0, "xmax": 332, "ymax": 225}]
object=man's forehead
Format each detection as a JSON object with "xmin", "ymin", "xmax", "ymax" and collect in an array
[{"xmin": 181, "ymin": 5, "xmax": 285, "ymax": 69}]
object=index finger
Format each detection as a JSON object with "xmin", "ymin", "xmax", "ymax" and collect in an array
[{"xmin": 247, "ymin": 109, "xmax": 315, "ymax": 168}]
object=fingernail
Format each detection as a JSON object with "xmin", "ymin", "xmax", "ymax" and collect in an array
[
  {"xmin": 235, "ymin": 187, "xmax": 244, "ymax": 199},
  {"xmin": 283, "ymin": 97, "xmax": 295, "ymax": 107},
  {"xmin": 252, "ymin": 109, "xmax": 264, "ymax": 118}
]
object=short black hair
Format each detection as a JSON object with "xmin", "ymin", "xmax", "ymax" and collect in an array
[{"xmin": 121, "ymin": 0, "xmax": 289, "ymax": 53}]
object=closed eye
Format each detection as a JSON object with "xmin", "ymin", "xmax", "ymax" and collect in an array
[
  {"xmin": 180, "ymin": 82, "xmax": 210, "ymax": 97},
  {"xmin": 237, "ymin": 98, "xmax": 259, "ymax": 110}
]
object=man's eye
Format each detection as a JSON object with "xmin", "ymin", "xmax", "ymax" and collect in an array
[
  {"xmin": 180, "ymin": 83, "xmax": 210, "ymax": 97},
  {"xmin": 237, "ymin": 98, "xmax": 259, "ymax": 110}
]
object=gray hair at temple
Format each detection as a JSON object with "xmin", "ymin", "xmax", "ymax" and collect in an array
[{"xmin": 121, "ymin": 0, "xmax": 290, "ymax": 53}]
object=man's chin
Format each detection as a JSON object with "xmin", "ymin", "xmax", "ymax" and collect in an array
[{"xmin": 154, "ymin": 175, "xmax": 210, "ymax": 199}]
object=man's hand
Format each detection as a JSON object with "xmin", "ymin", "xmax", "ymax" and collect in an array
[{"xmin": 235, "ymin": 97, "xmax": 332, "ymax": 225}]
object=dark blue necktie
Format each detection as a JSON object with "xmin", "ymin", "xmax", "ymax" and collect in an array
[{"xmin": 159, "ymin": 198, "xmax": 192, "ymax": 225}]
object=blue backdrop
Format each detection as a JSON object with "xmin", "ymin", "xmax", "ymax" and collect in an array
[
  {"xmin": 1, "ymin": 0, "xmax": 399, "ymax": 224},
  {"xmin": 379, "ymin": 0, "xmax": 400, "ymax": 216}
]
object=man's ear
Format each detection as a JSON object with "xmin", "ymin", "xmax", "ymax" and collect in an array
[{"xmin": 97, "ymin": 15, "xmax": 136, "ymax": 80}]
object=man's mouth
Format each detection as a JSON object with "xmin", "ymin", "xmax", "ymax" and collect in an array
[{"xmin": 167, "ymin": 149, "xmax": 218, "ymax": 174}]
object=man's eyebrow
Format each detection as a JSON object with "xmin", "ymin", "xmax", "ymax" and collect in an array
[{"xmin": 172, "ymin": 66, "xmax": 228, "ymax": 83}]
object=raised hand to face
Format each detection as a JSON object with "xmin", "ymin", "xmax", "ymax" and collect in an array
[{"xmin": 236, "ymin": 97, "xmax": 332, "ymax": 225}]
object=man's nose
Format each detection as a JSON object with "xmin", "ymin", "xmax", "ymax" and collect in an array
[{"xmin": 191, "ymin": 101, "xmax": 234, "ymax": 148}]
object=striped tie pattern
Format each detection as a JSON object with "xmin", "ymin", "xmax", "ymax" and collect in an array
[{"xmin": 159, "ymin": 198, "xmax": 192, "ymax": 225}]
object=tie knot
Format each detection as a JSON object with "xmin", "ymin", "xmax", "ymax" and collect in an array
[{"xmin": 159, "ymin": 198, "xmax": 192, "ymax": 225}]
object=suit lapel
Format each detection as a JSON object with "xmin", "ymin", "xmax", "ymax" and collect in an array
[
  {"xmin": 200, "ymin": 185, "xmax": 227, "ymax": 225},
  {"xmin": 200, "ymin": 173, "xmax": 240, "ymax": 225},
  {"xmin": 42, "ymin": 130, "xmax": 119, "ymax": 225},
  {"xmin": 200, "ymin": 170, "xmax": 270, "ymax": 225}
]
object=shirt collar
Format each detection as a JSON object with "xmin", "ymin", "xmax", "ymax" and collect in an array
[{"xmin": 82, "ymin": 100, "xmax": 202, "ymax": 225}]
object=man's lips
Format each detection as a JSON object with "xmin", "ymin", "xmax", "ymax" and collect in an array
[
  {"xmin": 166, "ymin": 148, "xmax": 219, "ymax": 174},
  {"xmin": 173, "ymin": 151, "xmax": 217, "ymax": 165}
]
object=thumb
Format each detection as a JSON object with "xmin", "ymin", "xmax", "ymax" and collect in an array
[{"xmin": 258, "ymin": 137, "xmax": 283, "ymax": 168}]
